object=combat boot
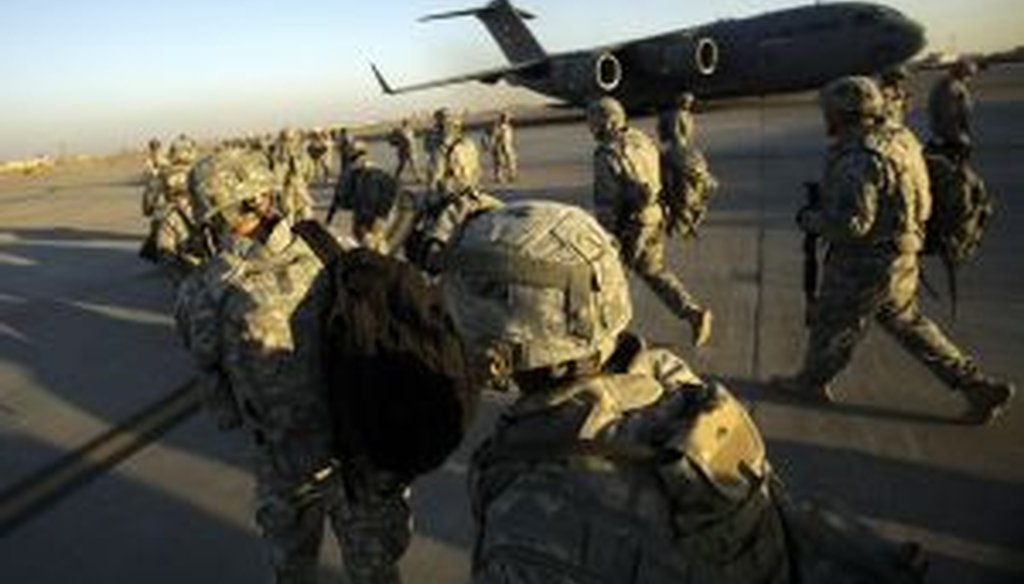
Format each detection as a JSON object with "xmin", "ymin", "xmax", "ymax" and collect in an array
[
  {"xmin": 689, "ymin": 307, "xmax": 713, "ymax": 348},
  {"xmin": 960, "ymin": 377, "xmax": 1015, "ymax": 425},
  {"xmin": 769, "ymin": 374, "xmax": 835, "ymax": 403}
]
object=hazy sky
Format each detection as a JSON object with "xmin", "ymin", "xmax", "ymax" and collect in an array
[{"xmin": 1, "ymin": 0, "xmax": 1020, "ymax": 160}]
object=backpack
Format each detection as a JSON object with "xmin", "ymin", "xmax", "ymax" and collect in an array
[
  {"xmin": 922, "ymin": 150, "xmax": 993, "ymax": 265},
  {"xmin": 292, "ymin": 221, "xmax": 477, "ymax": 482}
]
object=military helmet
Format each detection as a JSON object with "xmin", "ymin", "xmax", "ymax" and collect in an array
[
  {"xmin": 442, "ymin": 201, "xmax": 632, "ymax": 374},
  {"xmin": 819, "ymin": 76, "xmax": 884, "ymax": 123},
  {"xmin": 587, "ymin": 96, "xmax": 627, "ymax": 138},
  {"xmin": 676, "ymin": 92, "xmax": 696, "ymax": 110},
  {"xmin": 879, "ymin": 65, "xmax": 910, "ymax": 87},
  {"xmin": 168, "ymin": 135, "xmax": 197, "ymax": 165},
  {"xmin": 189, "ymin": 150, "xmax": 277, "ymax": 225}
]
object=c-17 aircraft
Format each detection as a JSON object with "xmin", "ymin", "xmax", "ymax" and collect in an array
[{"xmin": 371, "ymin": 0, "xmax": 926, "ymax": 109}]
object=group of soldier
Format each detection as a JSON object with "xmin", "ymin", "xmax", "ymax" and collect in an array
[{"xmin": 136, "ymin": 60, "xmax": 1013, "ymax": 584}]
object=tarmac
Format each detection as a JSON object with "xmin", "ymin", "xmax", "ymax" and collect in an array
[{"xmin": 1, "ymin": 65, "xmax": 1023, "ymax": 583}]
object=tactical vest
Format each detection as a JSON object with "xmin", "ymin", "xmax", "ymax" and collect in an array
[{"xmin": 470, "ymin": 357, "xmax": 788, "ymax": 584}]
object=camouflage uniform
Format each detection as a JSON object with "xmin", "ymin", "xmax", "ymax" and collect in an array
[
  {"xmin": 176, "ymin": 151, "xmax": 410, "ymax": 584},
  {"xmin": 590, "ymin": 98, "xmax": 711, "ymax": 346},
  {"xmin": 425, "ymin": 109, "xmax": 462, "ymax": 193},
  {"xmin": 781, "ymin": 77, "xmax": 1013, "ymax": 424},
  {"xmin": 658, "ymin": 96, "xmax": 718, "ymax": 239},
  {"xmin": 273, "ymin": 129, "xmax": 316, "ymax": 224},
  {"xmin": 927, "ymin": 62, "xmax": 975, "ymax": 157},
  {"xmin": 407, "ymin": 127, "xmax": 502, "ymax": 273},
  {"xmin": 306, "ymin": 130, "xmax": 332, "ymax": 184},
  {"xmin": 389, "ymin": 120, "xmax": 423, "ymax": 183},
  {"xmin": 489, "ymin": 113, "xmax": 518, "ymax": 183},
  {"xmin": 155, "ymin": 193, "xmax": 208, "ymax": 282},
  {"xmin": 442, "ymin": 202, "xmax": 791, "ymax": 584}
]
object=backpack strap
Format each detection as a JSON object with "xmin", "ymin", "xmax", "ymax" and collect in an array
[{"xmin": 292, "ymin": 220, "xmax": 343, "ymax": 266}]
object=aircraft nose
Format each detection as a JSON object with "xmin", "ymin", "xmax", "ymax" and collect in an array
[{"xmin": 901, "ymin": 17, "xmax": 926, "ymax": 56}]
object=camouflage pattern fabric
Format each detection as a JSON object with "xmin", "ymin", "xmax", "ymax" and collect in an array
[
  {"xmin": 660, "ymin": 139, "xmax": 718, "ymax": 239},
  {"xmin": 470, "ymin": 337, "xmax": 790, "ymax": 584},
  {"xmin": 155, "ymin": 199, "xmax": 208, "ymax": 282},
  {"xmin": 796, "ymin": 126, "xmax": 983, "ymax": 391},
  {"xmin": 593, "ymin": 126, "xmax": 703, "ymax": 321},
  {"xmin": 490, "ymin": 118, "xmax": 518, "ymax": 183},
  {"xmin": 175, "ymin": 219, "xmax": 409, "ymax": 584}
]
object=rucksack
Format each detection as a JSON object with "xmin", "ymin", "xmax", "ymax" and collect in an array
[
  {"xmin": 922, "ymin": 150, "xmax": 993, "ymax": 265},
  {"xmin": 293, "ymin": 220, "xmax": 477, "ymax": 482}
]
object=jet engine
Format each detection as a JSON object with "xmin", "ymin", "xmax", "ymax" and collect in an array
[
  {"xmin": 636, "ymin": 35, "xmax": 720, "ymax": 79},
  {"xmin": 548, "ymin": 51, "xmax": 622, "ymax": 97}
]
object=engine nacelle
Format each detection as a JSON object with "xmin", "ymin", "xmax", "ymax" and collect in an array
[
  {"xmin": 637, "ymin": 35, "xmax": 720, "ymax": 79},
  {"xmin": 548, "ymin": 51, "xmax": 622, "ymax": 98}
]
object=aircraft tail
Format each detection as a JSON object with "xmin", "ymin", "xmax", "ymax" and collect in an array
[{"xmin": 420, "ymin": 0, "xmax": 547, "ymax": 64}]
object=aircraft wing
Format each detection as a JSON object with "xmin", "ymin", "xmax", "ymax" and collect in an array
[{"xmin": 370, "ymin": 59, "xmax": 545, "ymax": 96}]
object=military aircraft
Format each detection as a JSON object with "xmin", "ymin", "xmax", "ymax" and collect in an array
[{"xmin": 371, "ymin": 0, "xmax": 926, "ymax": 109}]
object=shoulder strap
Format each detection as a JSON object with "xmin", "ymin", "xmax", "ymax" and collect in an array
[{"xmin": 292, "ymin": 220, "xmax": 343, "ymax": 266}]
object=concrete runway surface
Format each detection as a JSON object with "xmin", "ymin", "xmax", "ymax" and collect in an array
[{"xmin": 2, "ymin": 66, "xmax": 1023, "ymax": 583}]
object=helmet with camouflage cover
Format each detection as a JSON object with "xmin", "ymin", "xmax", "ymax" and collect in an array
[
  {"xmin": 879, "ymin": 65, "xmax": 910, "ymax": 88},
  {"xmin": 820, "ymin": 76, "xmax": 885, "ymax": 127},
  {"xmin": 168, "ymin": 135, "xmax": 197, "ymax": 165},
  {"xmin": 188, "ymin": 149, "xmax": 277, "ymax": 227},
  {"xmin": 442, "ymin": 201, "xmax": 632, "ymax": 375},
  {"xmin": 587, "ymin": 96, "xmax": 627, "ymax": 139}
]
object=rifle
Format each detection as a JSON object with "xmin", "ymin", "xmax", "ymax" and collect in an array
[{"xmin": 800, "ymin": 182, "xmax": 823, "ymax": 326}]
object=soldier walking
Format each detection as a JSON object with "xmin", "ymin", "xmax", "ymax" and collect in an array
[
  {"xmin": 587, "ymin": 96, "xmax": 712, "ymax": 347},
  {"xmin": 773, "ymin": 76, "xmax": 1013, "ymax": 425},
  {"xmin": 388, "ymin": 118, "xmax": 423, "ymax": 183},
  {"xmin": 928, "ymin": 59, "xmax": 978, "ymax": 162},
  {"xmin": 657, "ymin": 92, "xmax": 719, "ymax": 239},
  {"xmin": 489, "ymin": 111, "xmax": 518, "ymax": 183}
]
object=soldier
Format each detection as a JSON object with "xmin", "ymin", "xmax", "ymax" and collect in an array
[
  {"xmin": 588, "ymin": 96, "xmax": 712, "ymax": 347},
  {"xmin": 306, "ymin": 129, "xmax": 332, "ymax": 184},
  {"xmin": 489, "ymin": 110, "xmax": 518, "ymax": 183},
  {"xmin": 335, "ymin": 127, "xmax": 355, "ymax": 181},
  {"xmin": 144, "ymin": 137, "xmax": 166, "ymax": 178},
  {"xmin": 273, "ymin": 128, "xmax": 316, "ymax": 224},
  {"xmin": 424, "ymin": 108, "xmax": 463, "ymax": 193},
  {"xmin": 328, "ymin": 140, "xmax": 398, "ymax": 253},
  {"xmin": 141, "ymin": 137, "xmax": 198, "ymax": 260},
  {"xmin": 175, "ymin": 150, "xmax": 410, "ymax": 584},
  {"xmin": 407, "ymin": 128, "xmax": 502, "ymax": 274},
  {"xmin": 442, "ymin": 201, "xmax": 926, "ymax": 584},
  {"xmin": 388, "ymin": 118, "xmax": 423, "ymax": 183},
  {"xmin": 773, "ymin": 76, "xmax": 1013, "ymax": 425},
  {"xmin": 927, "ymin": 59, "xmax": 978, "ymax": 161},
  {"xmin": 878, "ymin": 65, "xmax": 912, "ymax": 126},
  {"xmin": 154, "ymin": 173, "xmax": 209, "ymax": 282},
  {"xmin": 657, "ymin": 92, "xmax": 719, "ymax": 239}
]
